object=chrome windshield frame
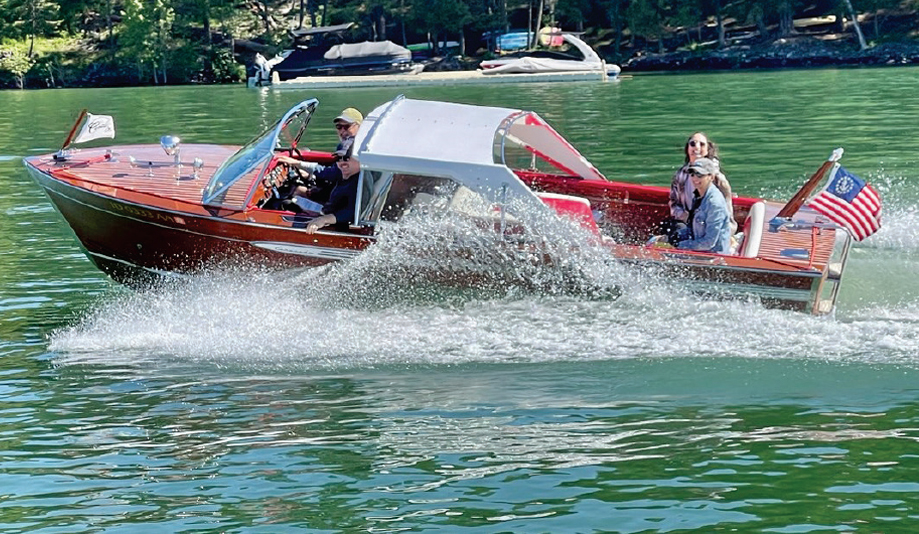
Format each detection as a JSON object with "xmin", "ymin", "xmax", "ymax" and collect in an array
[{"xmin": 201, "ymin": 98, "xmax": 319, "ymax": 207}]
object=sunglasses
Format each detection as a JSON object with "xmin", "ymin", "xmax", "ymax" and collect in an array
[
  {"xmin": 335, "ymin": 123, "xmax": 353, "ymax": 130},
  {"xmin": 336, "ymin": 155, "xmax": 351, "ymax": 162},
  {"xmin": 688, "ymin": 140, "xmax": 707, "ymax": 148}
]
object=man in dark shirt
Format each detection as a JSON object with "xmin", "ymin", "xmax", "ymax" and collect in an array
[
  {"xmin": 276, "ymin": 107, "xmax": 364, "ymax": 204},
  {"xmin": 305, "ymin": 138, "xmax": 373, "ymax": 233}
]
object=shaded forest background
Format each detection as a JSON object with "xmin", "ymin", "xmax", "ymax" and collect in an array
[{"xmin": 2, "ymin": 0, "xmax": 919, "ymax": 88}]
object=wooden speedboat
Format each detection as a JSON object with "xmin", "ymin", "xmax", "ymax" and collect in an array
[{"xmin": 24, "ymin": 97, "xmax": 858, "ymax": 314}]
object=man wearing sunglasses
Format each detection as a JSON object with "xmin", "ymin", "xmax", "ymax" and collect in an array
[
  {"xmin": 305, "ymin": 138, "xmax": 373, "ymax": 233},
  {"xmin": 332, "ymin": 107, "xmax": 362, "ymax": 144},
  {"xmin": 276, "ymin": 107, "xmax": 364, "ymax": 210}
]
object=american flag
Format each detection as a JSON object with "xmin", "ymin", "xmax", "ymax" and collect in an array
[{"xmin": 806, "ymin": 165, "xmax": 881, "ymax": 241}]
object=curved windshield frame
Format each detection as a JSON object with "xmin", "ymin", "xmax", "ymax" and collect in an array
[{"xmin": 202, "ymin": 98, "xmax": 318, "ymax": 207}]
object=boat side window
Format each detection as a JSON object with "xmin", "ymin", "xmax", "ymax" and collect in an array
[
  {"xmin": 358, "ymin": 171, "xmax": 392, "ymax": 224},
  {"xmin": 377, "ymin": 174, "xmax": 458, "ymax": 222},
  {"xmin": 501, "ymin": 142, "xmax": 564, "ymax": 175}
]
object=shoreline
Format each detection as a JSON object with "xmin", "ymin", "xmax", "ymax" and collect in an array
[
  {"xmin": 5, "ymin": 37, "xmax": 919, "ymax": 90},
  {"xmin": 620, "ymin": 38, "xmax": 919, "ymax": 73}
]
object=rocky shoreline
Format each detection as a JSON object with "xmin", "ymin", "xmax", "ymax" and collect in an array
[{"xmin": 621, "ymin": 37, "xmax": 919, "ymax": 72}]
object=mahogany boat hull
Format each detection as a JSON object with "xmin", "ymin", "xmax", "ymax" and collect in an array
[{"xmin": 25, "ymin": 162, "xmax": 371, "ymax": 284}]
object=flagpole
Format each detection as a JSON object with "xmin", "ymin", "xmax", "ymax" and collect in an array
[
  {"xmin": 58, "ymin": 108, "xmax": 88, "ymax": 154},
  {"xmin": 775, "ymin": 148, "xmax": 844, "ymax": 219}
]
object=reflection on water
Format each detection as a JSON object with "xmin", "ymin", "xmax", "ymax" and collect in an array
[
  {"xmin": 4, "ymin": 358, "xmax": 919, "ymax": 531},
  {"xmin": 3, "ymin": 70, "xmax": 919, "ymax": 531}
]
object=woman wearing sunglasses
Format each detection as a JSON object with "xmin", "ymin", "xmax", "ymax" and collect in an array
[
  {"xmin": 670, "ymin": 157, "xmax": 732, "ymax": 254},
  {"xmin": 658, "ymin": 132, "xmax": 736, "ymax": 246}
]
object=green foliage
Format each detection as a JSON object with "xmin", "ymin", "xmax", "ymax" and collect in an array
[
  {"xmin": 0, "ymin": 0, "xmax": 919, "ymax": 87},
  {"xmin": 410, "ymin": 0, "xmax": 472, "ymax": 39},
  {"xmin": 0, "ymin": 43, "xmax": 34, "ymax": 87},
  {"xmin": 627, "ymin": 0, "xmax": 663, "ymax": 41},
  {"xmin": 4, "ymin": 0, "xmax": 62, "ymax": 41},
  {"xmin": 120, "ymin": 0, "xmax": 175, "ymax": 82},
  {"xmin": 208, "ymin": 47, "xmax": 244, "ymax": 83}
]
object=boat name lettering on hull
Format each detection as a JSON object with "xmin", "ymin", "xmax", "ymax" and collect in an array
[{"xmin": 108, "ymin": 201, "xmax": 179, "ymax": 223}]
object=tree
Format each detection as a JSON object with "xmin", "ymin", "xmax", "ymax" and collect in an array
[
  {"xmin": 841, "ymin": 0, "xmax": 869, "ymax": 49},
  {"xmin": 7, "ymin": 0, "xmax": 61, "ymax": 56},
  {"xmin": 555, "ymin": 0, "xmax": 590, "ymax": 32},
  {"xmin": 0, "ymin": 46, "xmax": 34, "ymax": 88},
  {"xmin": 410, "ymin": 0, "xmax": 470, "ymax": 54},
  {"xmin": 121, "ymin": 0, "xmax": 175, "ymax": 83},
  {"xmin": 604, "ymin": 0, "xmax": 629, "ymax": 60},
  {"xmin": 713, "ymin": 0, "xmax": 725, "ymax": 48},
  {"xmin": 627, "ymin": 0, "xmax": 666, "ymax": 53},
  {"xmin": 669, "ymin": 0, "xmax": 700, "ymax": 47}
]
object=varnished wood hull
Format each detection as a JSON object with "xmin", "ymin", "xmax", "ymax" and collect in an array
[
  {"xmin": 25, "ymin": 145, "xmax": 841, "ymax": 313},
  {"xmin": 25, "ymin": 160, "xmax": 370, "ymax": 284}
]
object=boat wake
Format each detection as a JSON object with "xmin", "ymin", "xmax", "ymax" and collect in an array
[
  {"xmin": 851, "ymin": 169, "xmax": 919, "ymax": 253},
  {"xmin": 47, "ymin": 201, "xmax": 919, "ymax": 371},
  {"xmin": 46, "ymin": 273, "xmax": 919, "ymax": 371}
]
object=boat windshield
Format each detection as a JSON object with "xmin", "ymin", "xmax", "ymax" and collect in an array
[{"xmin": 202, "ymin": 98, "xmax": 318, "ymax": 207}]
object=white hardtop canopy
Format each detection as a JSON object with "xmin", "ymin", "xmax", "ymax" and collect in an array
[{"xmin": 353, "ymin": 96, "xmax": 606, "ymax": 210}]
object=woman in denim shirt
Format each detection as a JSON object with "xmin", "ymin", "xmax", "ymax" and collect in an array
[
  {"xmin": 674, "ymin": 158, "xmax": 732, "ymax": 254},
  {"xmin": 666, "ymin": 132, "xmax": 737, "ymax": 236}
]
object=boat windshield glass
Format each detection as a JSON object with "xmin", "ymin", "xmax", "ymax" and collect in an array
[{"xmin": 202, "ymin": 99, "xmax": 318, "ymax": 207}]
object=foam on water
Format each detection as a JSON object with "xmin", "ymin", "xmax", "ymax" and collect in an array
[
  {"xmin": 854, "ymin": 170, "xmax": 919, "ymax": 253},
  {"xmin": 47, "ymin": 270, "xmax": 919, "ymax": 371},
  {"xmin": 48, "ymin": 176, "xmax": 919, "ymax": 370},
  {"xmin": 50, "ymin": 226, "xmax": 919, "ymax": 369}
]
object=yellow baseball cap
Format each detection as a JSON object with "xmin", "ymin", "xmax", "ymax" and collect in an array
[{"xmin": 333, "ymin": 108, "xmax": 363, "ymax": 125}]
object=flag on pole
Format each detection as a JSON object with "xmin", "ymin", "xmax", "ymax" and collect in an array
[
  {"xmin": 806, "ymin": 165, "xmax": 881, "ymax": 241},
  {"xmin": 72, "ymin": 113, "xmax": 115, "ymax": 144}
]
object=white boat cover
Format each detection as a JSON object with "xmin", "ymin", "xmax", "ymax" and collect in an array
[
  {"xmin": 324, "ymin": 41, "xmax": 411, "ymax": 62},
  {"xmin": 353, "ymin": 97, "xmax": 606, "ymax": 209},
  {"xmin": 481, "ymin": 33, "xmax": 605, "ymax": 75}
]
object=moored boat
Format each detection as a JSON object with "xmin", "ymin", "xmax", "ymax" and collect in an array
[
  {"xmin": 249, "ymin": 23, "xmax": 418, "ymax": 86},
  {"xmin": 23, "ymin": 97, "xmax": 877, "ymax": 314},
  {"xmin": 480, "ymin": 33, "xmax": 620, "ymax": 78}
]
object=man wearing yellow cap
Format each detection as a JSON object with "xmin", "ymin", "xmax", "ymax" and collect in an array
[{"xmin": 332, "ymin": 107, "xmax": 363, "ymax": 147}]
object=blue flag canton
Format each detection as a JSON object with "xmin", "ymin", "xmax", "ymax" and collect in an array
[{"xmin": 826, "ymin": 166, "xmax": 866, "ymax": 203}]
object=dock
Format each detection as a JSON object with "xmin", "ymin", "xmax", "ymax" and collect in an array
[{"xmin": 247, "ymin": 69, "xmax": 612, "ymax": 89}]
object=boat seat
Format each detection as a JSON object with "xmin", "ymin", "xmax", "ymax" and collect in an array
[
  {"xmin": 739, "ymin": 201, "xmax": 765, "ymax": 257},
  {"xmin": 537, "ymin": 192, "xmax": 600, "ymax": 237}
]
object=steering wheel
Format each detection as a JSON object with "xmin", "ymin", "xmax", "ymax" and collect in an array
[{"xmin": 273, "ymin": 146, "xmax": 305, "ymax": 158}]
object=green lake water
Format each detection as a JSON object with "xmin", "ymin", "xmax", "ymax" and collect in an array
[{"xmin": 2, "ymin": 68, "xmax": 919, "ymax": 532}]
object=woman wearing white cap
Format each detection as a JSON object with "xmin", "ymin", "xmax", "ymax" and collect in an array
[
  {"xmin": 659, "ymin": 132, "xmax": 736, "ymax": 243},
  {"xmin": 670, "ymin": 157, "xmax": 732, "ymax": 254}
]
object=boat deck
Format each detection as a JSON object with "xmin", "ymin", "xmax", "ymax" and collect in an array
[
  {"xmin": 756, "ymin": 203, "xmax": 837, "ymax": 271},
  {"xmin": 30, "ymin": 145, "xmax": 240, "ymax": 210}
]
